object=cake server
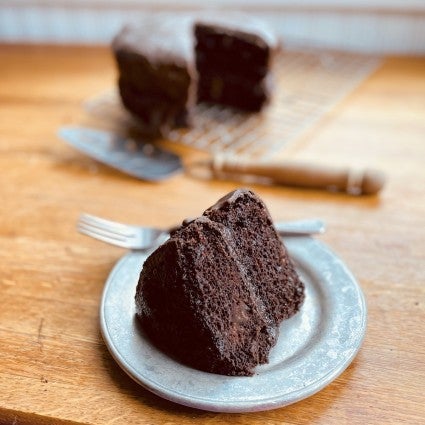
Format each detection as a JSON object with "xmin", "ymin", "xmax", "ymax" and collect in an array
[
  {"xmin": 58, "ymin": 126, "xmax": 182, "ymax": 181},
  {"xmin": 59, "ymin": 127, "xmax": 385, "ymax": 194}
]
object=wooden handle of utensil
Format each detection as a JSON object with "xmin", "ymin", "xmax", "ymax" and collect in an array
[{"xmin": 211, "ymin": 156, "xmax": 385, "ymax": 195}]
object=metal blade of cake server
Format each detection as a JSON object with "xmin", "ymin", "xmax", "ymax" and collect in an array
[{"xmin": 58, "ymin": 126, "xmax": 183, "ymax": 181}]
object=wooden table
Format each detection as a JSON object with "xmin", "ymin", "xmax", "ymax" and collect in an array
[{"xmin": 0, "ymin": 45, "xmax": 424, "ymax": 425}]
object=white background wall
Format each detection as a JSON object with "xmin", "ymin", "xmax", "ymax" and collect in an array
[{"xmin": 1, "ymin": 0, "xmax": 424, "ymax": 54}]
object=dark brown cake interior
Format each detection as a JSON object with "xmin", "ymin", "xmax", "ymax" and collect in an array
[
  {"xmin": 135, "ymin": 189, "xmax": 304, "ymax": 376},
  {"xmin": 194, "ymin": 22, "xmax": 274, "ymax": 111},
  {"xmin": 203, "ymin": 190, "xmax": 304, "ymax": 324}
]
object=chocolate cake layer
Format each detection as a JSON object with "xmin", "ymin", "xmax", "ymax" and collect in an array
[{"xmin": 118, "ymin": 78, "xmax": 190, "ymax": 134}]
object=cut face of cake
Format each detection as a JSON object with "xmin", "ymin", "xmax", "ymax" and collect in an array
[
  {"xmin": 112, "ymin": 15, "xmax": 278, "ymax": 137},
  {"xmin": 135, "ymin": 189, "xmax": 304, "ymax": 376},
  {"xmin": 194, "ymin": 19, "xmax": 276, "ymax": 111}
]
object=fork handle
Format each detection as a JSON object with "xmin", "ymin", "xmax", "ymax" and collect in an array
[{"xmin": 211, "ymin": 156, "xmax": 385, "ymax": 195}]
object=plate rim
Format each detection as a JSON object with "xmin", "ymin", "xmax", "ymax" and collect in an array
[{"xmin": 99, "ymin": 236, "xmax": 367, "ymax": 412}]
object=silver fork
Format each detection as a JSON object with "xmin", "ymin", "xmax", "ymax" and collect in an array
[{"xmin": 77, "ymin": 213, "xmax": 325, "ymax": 250}]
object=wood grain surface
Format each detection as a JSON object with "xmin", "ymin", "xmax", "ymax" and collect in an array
[{"xmin": 0, "ymin": 44, "xmax": 424, "ymax": 425}]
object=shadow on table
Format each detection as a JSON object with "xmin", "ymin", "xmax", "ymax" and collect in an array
[{"xmin": 96, "ymin": 323, "xmax": 360, "ymax": 423}]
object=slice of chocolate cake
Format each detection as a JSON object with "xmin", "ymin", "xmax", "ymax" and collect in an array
[{"xmin": 135, "ymin": 189, "xmax": 304, "ymax": 376}]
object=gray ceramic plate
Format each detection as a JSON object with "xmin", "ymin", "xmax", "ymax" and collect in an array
[{"xmin": 100, "ymin": 236, "xmax": 366, "ymax": 412}]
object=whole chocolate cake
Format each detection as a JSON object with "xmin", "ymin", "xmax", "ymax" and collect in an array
[
  {"xmin": 112, "ymin": 15, "xmax": 277, "ymax": 137},
  {"xmin": 135, "ymin": 189, "xmax": 304, "ymax": 376}
]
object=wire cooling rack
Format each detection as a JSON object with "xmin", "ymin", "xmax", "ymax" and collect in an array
[{"xmin": 84, "ymin": 48, "xmax": 380, "ymax": 160}]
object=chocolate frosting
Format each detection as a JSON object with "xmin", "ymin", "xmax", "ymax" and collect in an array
[{"xmin": 112, "ymin": 12, "xmax": 278, "ymax": 66}]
